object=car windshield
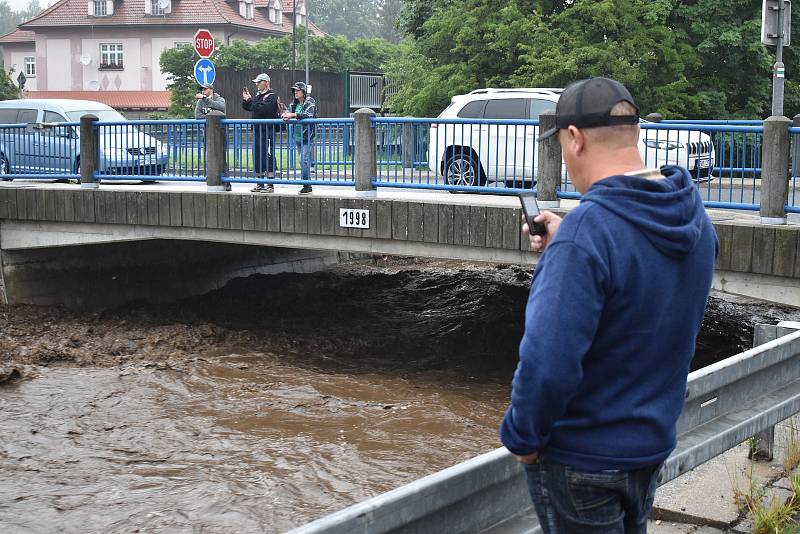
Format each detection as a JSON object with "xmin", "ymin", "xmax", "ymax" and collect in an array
[{"xmin": 66, "ymin": 109, "xmax": 127, "ymax": 122}]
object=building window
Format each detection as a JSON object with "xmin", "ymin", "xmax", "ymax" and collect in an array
[
  {"xmin": 269, "ymin": 0, "xmax": 282, "ymax": 23},
  {"xmin": 150, "ymin": 0, "xmax": 168, "ymax": 15},
  {"xmin": 93, "ymin": 0, "xmax": 107, "ymax": 16},
  {"xmin": 240, "ymin": 0, "xmax": 253, "ymax": 19},
  {"xmin": 24, "ymin": 57, "xmax": 36, "ymax": 77},
  {"xmin": 99, "ymin": 43, "xmax": 124, "ymax": 69}
]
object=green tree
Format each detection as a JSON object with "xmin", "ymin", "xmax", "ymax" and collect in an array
[
  {"xmin": 312, "ymin": 0, "xmax": 379, "ymax": 40},
  {"xmin": 0, "ymin": 68, "xmax": 20, "ymax": 100},
  {"xmin": 388, "ymin": 0, "xmax": 799, "ymax": 119},
  {"xmin": 160, "ymin": 33, "xmax": 400, "ymax": 116}
]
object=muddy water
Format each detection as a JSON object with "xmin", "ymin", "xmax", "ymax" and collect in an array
[{"xmin": 1, "ymin": 259, "xmax": 798, "ymax": 533}]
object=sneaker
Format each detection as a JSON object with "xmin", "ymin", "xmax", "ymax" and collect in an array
[
  {"xmin": 298, "ymin": 185, "xmax": 313, "ymax": 195},
  {"xmin": 224, "ymin": 182, "xmax": 232, "ymax": 191},
  {"xmin": 251, "ymin": 184, "xmax": 274, "ymax": 193}
]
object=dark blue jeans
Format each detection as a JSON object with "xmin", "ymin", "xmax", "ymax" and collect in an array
[{"xmin": 524, "ymin": 459, "xmax": 662, "ymax": 533}]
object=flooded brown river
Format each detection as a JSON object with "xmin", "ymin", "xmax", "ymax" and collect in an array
[{"xmin": 0, "ymin": 258, "xmax": 798, "ymax": 533}]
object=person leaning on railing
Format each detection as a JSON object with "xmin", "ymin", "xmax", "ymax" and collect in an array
[
  {"xmin": 500, "ymin": 77, "xmax": 719, "ymax": 534},
  {"xmin": 281, "ymin": 81, "xmax": 316, "ymax": 195}
]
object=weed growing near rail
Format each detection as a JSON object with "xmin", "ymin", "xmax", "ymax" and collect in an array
[{"xmin": 785, "ymin": 417, "xmax": 800, "ymax": 475}]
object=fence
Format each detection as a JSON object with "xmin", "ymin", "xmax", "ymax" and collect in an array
[
  {"xmin": 287, "ymin": 322, "xmax": 800, "ymax": 533},
  {"xmin": 3, "ymin": 112, "xmax": 800, "ymax": 220},
  {"xmin": 0, "ymin": 122, "xmax": 81, "ymax": 181}
]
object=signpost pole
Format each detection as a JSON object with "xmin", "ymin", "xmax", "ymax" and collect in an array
[{"xmin": 773, "ymin": 1, "xmax": 786, "ymax": 116}]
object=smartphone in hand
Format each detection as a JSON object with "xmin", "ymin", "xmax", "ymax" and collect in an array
[{"xmin": 519, "ymin": 192, "xmax": 548, "ymax": 236}]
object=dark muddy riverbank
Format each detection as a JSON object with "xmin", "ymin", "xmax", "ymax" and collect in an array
[{"xmin": 0, "ymin": 258, "xmax": 797, "ymax": 533}]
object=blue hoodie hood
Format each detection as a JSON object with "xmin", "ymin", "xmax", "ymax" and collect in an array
[{"xmin": 581, "ymin": 165, "xmax": 705, "ymax": 258}]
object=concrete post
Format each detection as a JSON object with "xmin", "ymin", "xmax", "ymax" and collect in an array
[
  {"xmin": 536, "ymin": 110, "xmax": 561, "ymax": 208},
  {"xmin": 205, "ymin": 114, "xmax": 226, "ymax": 192},
  {"xmin": 79, "ymin": 114, "xmax": 99, "ymax": 189},
  {"xmin": 645, "ymin": 113, "xmax": 663, "ymax": 123},
  {"xmin": 354, "ymin": 108, "xmax": 377, "ymax": 198},
  {"xmin": 760, "ymin": 115, "xmax": 791, "ymax": 224},
  {"xmin": 403, "ymin": 123, "xmax": 415, "ymax": 171}
]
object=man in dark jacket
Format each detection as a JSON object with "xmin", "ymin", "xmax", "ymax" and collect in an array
[
  {"xmin": 500, "ymin": 78, "xmax": 718, "ymax": 533},
  {"xmin": 194, "ymin": 83, "xmax": 226, "ymax": 120},
  {"xmin": 242, "ymin": 73, "xmax": 279, "ymax": 193}
]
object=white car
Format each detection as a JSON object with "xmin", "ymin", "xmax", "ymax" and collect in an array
[{"xmin": 427, "ymin": 88, "xmax": 715, "ymax": 187}]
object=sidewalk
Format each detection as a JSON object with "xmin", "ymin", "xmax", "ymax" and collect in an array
[{"xmin": 649, "ymin": 418, "xmax": 799, "ymax": 533}]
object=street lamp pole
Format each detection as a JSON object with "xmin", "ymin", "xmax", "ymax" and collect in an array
[
  {"xmin": 305, "ymin": 0, "xmax": 309, "ymax": 86},
  {"xmin": 772, "ymin": 0, "xmax": 786, "ymax": 116},
  {"xmin": 292, "ymin": 0, "xmax": 296, "ymax": 72}
]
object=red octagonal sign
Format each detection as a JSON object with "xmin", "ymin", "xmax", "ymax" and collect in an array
[{"xmin": 194, "ymin": 29, "xmax": 214, "ymax": 58}]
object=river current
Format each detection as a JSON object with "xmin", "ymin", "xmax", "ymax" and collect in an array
[{"xmin": 0, "ymin": 258, "xmax": 797, "ymax": 533}]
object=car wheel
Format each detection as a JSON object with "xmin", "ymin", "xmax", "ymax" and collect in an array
[
  {"xmin": 0, "ymin": 153, "xmax": 12, "ymax": 181},
  {"xmin": 444, "ymin": 151, "xmax": 484, "ymax": 187}
]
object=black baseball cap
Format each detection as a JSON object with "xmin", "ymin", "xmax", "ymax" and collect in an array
[
  {"xmin": 538, "ymin": 77, "xmax": 639, "ymax": 141},
  {"xmin": 291, "ymin": 81, "xmax": 307, "ymax": 93}
]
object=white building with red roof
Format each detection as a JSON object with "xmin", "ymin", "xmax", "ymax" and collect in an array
[{"xmin": 0, "ymin": 0, "xmax": 319, "ymax": 112}]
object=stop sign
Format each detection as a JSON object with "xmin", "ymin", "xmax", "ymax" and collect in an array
[{"xmin": 194, "ymin": 29, "xmax": 214, "ymax": 58}]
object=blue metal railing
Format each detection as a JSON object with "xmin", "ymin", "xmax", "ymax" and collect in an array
[
  {"xmin": 94, "ymin": 120, "xmax": 204, "ymax": 182},
  {"xmin": 0, "ymin": 121, "xmax": 81, "ymax": 180},
  {"xmin": 0, "ymin": 115, "xmax": 797, "ymax": 214},
  {"xmin": 221, "ymin": 118, "xmax": 355, "ymax": 187},
  {"xmin": 372, "ymin": 116, "xmax": 539, "ymax": 195}
]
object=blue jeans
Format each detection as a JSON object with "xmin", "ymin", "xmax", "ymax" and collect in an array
[
  {"xmin": 295, "ymin": 140, "xmax": 313, "ymax": 181},
  {"xmin": 524, "ymin": 459, "xmax": 662, "ymax": 533}
]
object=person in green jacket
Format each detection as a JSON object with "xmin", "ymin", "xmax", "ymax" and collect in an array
[{"xmin": 281, "ymin": 81, "xmax": 316, "ymax": 195}]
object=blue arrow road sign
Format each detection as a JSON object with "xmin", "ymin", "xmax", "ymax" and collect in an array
[{"xmin": 194, "ymin": 58, "xmax": 216, "ymax": 87}]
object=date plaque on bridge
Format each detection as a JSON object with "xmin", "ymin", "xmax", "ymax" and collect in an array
[{"xmin": 339, "ymin": 208, "xmax": 370, "ymax": 229}]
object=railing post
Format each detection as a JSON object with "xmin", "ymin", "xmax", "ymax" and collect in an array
[
  {"xmin": 354, "ymin": 108, "xmax": 377, "ymax": 198},
  {"xmin": 536, "ymin": 110, "xmax": 561, "ymax": 208},
  {"xmin": 760, "ymin": 115, "xmax": 791, "ymax": 225},
  {"xmin": 79, "ymin": 114, "xmax": 99, "ymax": 189},
  {"xmin": 206, "ymin": 114, "xmax": 226, "ymax": 192},
  {"xmin": 403, "ymin": 122, "xmax": 414, "ymax": 171}
]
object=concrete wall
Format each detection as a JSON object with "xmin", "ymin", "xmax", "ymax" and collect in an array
[
  {"xmin": 0, "ymin": 188, "xmax": 798, "ymax": 308},
  {"xmin": 27, "ymin": 27, "xmax": 267, "ymax": 91},
  {"xmin": 2, "ymin": 43, "xmax": 37, "ymax": 91},
  {"xmin": 0, "ymin": 239, "xmax": 339, "ymax": 310}
]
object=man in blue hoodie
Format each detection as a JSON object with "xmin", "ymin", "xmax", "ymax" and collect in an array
[{"xmin": 500, "ymin": 78, "xmax": 718, "ymax": 533}]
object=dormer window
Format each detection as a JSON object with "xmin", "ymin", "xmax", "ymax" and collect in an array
[
  {"xmin": 240, "ymin": 0, "xmax": 253, "ymax": 19},
  {"xmin": 90, "ymin": 0, "xmax": 111, "ymax": 16},
  {"xmin": 150, "ymin": 0, "xmax": 169, "ymax": 15},
  {"xmin": 268, "ymin": 0, "xmax": 282, "ymax": 24}
]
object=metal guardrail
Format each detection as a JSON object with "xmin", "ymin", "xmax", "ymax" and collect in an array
[
  {"xmin": 221, "ymin": 118, "xmax": 355, "ymax": 187},
  {"xmin": 287, "ymin": 322, "xmax": 800, "ymax": 534},
  {"xmin": 0, "ymin": 121, "xmax": 81, "ymax": 180},
  {"xmin": 0, "ymin": 115, "xmax": 796, "ymax": 213},
  {"xmin": 95, "ymin": 119, "xmax": 204, "ymax": 182}
]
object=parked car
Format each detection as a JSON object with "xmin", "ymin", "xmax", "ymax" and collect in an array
[
  {"xmin": 428, "ymin": 88, "xmax": 715, "ymax": 187},
  {"xmin": 0, "ymin": 99, "xmax": 169, "ymax": 180}
]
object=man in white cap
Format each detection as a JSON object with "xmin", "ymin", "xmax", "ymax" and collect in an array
[{"xmin": 243, "ymin": 73, "xmax": 280, "ymax": 192}]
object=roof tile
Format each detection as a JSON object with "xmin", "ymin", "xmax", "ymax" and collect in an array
[
  {"xmin": 20, "ymin": 0, "xmax": 322, "ymax": 36},
  {"xmin": 29, "ymin": 90, "xmax": 170, "ymax": 110}
]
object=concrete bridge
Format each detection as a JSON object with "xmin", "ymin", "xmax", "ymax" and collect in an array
[{"xmin": 0, "ymin": 182, "xmax": 797, "ymax": 309}]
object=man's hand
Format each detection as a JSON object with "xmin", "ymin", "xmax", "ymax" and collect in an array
[
  {"xmin": 242, "ymin": 89, "xmax": 251, "ymax": 101},
  {"xmin": 522, "ymin": 211, "xmax": 562, "ymax": 252},
  {"xmin": 513, "ymin": 452, "xmax": 539, "ymax": 464},
  {"xmin": 195, "ymin": 92, "xmax": 205, "ymax": 100}
]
